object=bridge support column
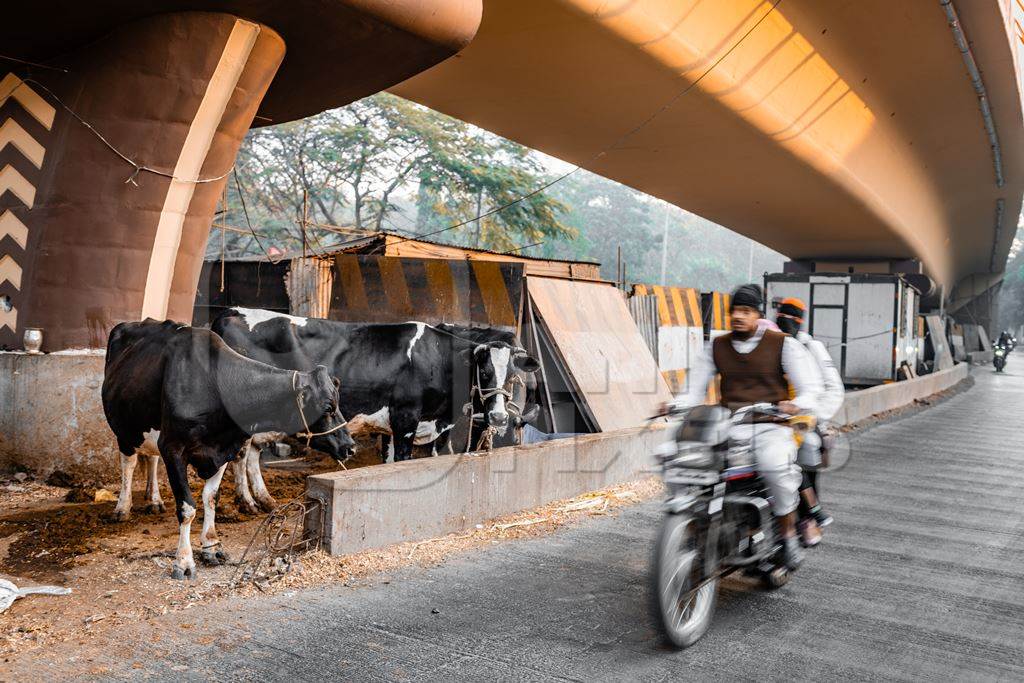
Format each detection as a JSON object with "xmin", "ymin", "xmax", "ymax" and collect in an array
[{"xmin": 0, "ymin": 12, "xmax": 284, "ymax": 350}]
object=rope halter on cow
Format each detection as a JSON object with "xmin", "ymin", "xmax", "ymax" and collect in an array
[
  {"xmin": 462, "ymin": 350, "xmax": 528, "ymax": 454},
  {"xmin": 291, "ymin": 371, "xmax": 348, "ymax": 448}
]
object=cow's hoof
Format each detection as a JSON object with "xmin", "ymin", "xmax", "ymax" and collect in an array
[
  {"xmin": 199, "ymin": 548, "xmax": 225, "ymax": 567},
  {"xmin": 255, "ymin": 497, "xmax": 278, "ymax": 513},
  {"xmin": 145, "ymin": 502, "xmax": 166, "ymax": 515},
  {"xmin": 170, "ymin": 564, "xmax": 195, "ymax": 580},
  {"xmin": 111, "ymin": 509, "xmax": 130, "ymax": 523},
  {"xmin": 235, "ymin": 497, "xmax": 260, "ymax": 516}
]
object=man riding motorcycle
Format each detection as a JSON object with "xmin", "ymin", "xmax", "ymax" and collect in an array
[
  {"xmin": 775, "ymin": 297, "xmax": 844, "ymax": 546},
  {"xmin": 670, "ymin": 284, "xmax": 822, "ymax": 569}
]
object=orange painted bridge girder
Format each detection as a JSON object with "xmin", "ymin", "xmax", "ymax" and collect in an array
[{"xmin": 392, "ymin": 0, "xmax": 1024, "ymax": 292}]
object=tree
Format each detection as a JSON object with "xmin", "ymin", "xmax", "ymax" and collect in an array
[
  {"xmin": 214, "ymin": 93, "xmax": 573, "ymax": 256},
  {"xmin": 206, "ymin": 93, "xmax": 785, "ymax": 299},
  {"xmin": 997, "ymin": 224, "xmax": 1024, "ymax": 332}
]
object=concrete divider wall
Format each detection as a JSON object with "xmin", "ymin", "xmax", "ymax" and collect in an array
[
  {"xmin": 307, "ymin": 424, "xmax": 668, "ymax": 556},
  {"xmin": 831, "ymin": 364, "xmax": 969, "ymax": 427},
  {"xmin": 309, "ymin": 363, "xmax": 972, "ymax": 556}
]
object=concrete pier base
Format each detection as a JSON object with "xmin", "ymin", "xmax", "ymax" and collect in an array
[{"xmin": 0, "ymin": 352, "xmax": 116, "ymax": 483}]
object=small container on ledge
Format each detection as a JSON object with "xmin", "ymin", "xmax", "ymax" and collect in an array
[{"xmin": 23, "ymin": 328, "xmax": 43, "ymax": 354}]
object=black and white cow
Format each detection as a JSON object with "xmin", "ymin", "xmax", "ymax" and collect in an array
[
  {"xmin": 102, "ymin": 319, "xmax": 353, "ymax": 579},
  {"xmin": 434, "ymin": 323, "xmax": 542, "ymax": 452},
  {"xmin": 211, "ymin": 308, "xmax": 539, "ymax": 462}
]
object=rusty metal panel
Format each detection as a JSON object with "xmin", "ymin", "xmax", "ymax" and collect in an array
[
  {"xmin": 328, "ymin": 254, "xmax": 523, "ymax": 330},
  {"xmin": 627, "ymin": 294, "xmax": 658, "ymax": 359},
  {"xmin": 286, "ymin": 256, "xmax": 335, "ymax": 318},
  {"xmin": 529, "ymin": 277, "xmax": 671, "ymax": 431}
]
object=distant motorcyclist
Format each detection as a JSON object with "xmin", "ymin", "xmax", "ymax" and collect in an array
[
  {"xmin": 997, "ymin": 330, "xmax": 1014, "ymax": 350},
  {"xmin": 775, "ymin": 298, "xmax": 844, "ymax": 546},
  {"xmin": 672, "ymin": 284, "xmax": 822, "ymax": 569}
]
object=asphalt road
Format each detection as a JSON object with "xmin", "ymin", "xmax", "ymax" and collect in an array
[{"xmin": 49, "ymin": 367, "xmax": 1024, "ymax": 680}]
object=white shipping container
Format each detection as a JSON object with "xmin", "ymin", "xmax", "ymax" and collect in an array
[{"xmin": 765, "ymin": 273, "xmax": 922, "ymax": 385}]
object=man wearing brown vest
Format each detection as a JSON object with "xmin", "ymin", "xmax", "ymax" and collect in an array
[{"xmin": 672, "ymin": 284, "xmax": 822, "ymax": 569}]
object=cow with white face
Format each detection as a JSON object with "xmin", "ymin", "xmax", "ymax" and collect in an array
[{"xmin": 464, "ymin": 341, "xmax": 539, "ymax": 438}]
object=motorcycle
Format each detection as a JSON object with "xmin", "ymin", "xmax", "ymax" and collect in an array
[
  {"xmin": 649, "ymin": 403, "xmax": 815, "ymax": 649},
  {"xmin": 994, "ymin": 344, "xmax": 1008, "ymax": 372}
]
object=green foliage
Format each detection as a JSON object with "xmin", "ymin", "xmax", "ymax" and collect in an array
[
  {"xmin": 997, "ymin": 228, "xmax": 1024, "ymax": 332},
  {"xmin": 537, "ymin": 172, "xmax": 784, "ymax": 291},
  {"xmin": 209, "ymin": 93, "xmax": 784, "ymax": 293},
  {"xmin": 216, "ymin": 93, "xmax": 573, "ymax": 256}
]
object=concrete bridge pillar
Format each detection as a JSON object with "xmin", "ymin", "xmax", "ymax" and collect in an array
[{"xmin": 0, "ymin": 12, "xmax": 284, "ymax": 350}]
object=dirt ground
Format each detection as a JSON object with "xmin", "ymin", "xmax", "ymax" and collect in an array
[
  {"xmin": 0, "ymin": 440, "xmax": 660, "ymax": 668},
  {"xmin": 0, "ymin": 436, "xmax": 375, "ymax": 659}
]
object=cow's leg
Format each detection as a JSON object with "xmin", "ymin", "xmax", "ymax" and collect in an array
[
  {"xmin": 232, "ymin": 440, "xmax": 260, "ymax": 515},
  {"xmin": 199, "ymin": 463, "xmax": 230, "ymax": 566},
  {"xmin": 390, "ymin": 410, "xmax": 419, "ymax": 462},
  {"xmin": 246, "ymin": 444, "xmax": 277, "ymax": 512},
  {"xmin": 112, "ymin": 452, "xmax": 137, "ymax": 522},
  {"xmin": 162, "ymin": 443, "xmax": 197, "ymax": 580},
  {"xmin": 433, "ymin": 422, "xmax": 453, "ymax": 456},
  {"xmin": 144, "ymin": 455, "xmax": 166, "ymax": 514}
]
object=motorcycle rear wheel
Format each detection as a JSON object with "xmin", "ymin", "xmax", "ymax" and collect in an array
[{"xmin": 649, "ymin": 513, "xmax": 718, "ymax": 649}]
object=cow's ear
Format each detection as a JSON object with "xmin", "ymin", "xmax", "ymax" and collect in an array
[
  {"xmin": 458, "ymin": 347, "xmax": 474, "ymax": 366},
  {"xmin": 514, "ymin": 353, "xmax": 541, "ymax": 373}
]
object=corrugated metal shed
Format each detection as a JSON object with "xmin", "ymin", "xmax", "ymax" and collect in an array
[
  {"xmin": 194, "ymin": 231, "xmax": 600, "ymax": 327},
  {"xmin": 627, "ymin": 294, "xmax": 658, "ymax": 359}
]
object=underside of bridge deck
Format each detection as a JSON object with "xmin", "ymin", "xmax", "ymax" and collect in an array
[{"xmin": 392, "ymin": 0, "xmax": 1024, "ymax": 308}]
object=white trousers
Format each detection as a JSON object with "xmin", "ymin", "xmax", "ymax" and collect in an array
[
  {"xmin": 729, "ymin": 423, "xmax": 801, "ymax": 515},
  {"xmin": 797, "ymin": 429, "xmax": 822, "ymax": 469}
]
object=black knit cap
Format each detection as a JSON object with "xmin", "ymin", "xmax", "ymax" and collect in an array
[{"xmin": 730, "ymin": 284, "xmax": 763, "ymax": 312}]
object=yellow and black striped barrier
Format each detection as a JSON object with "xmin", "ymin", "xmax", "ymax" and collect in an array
[
  {"xmin": 631, "ymin": 284, "xmax": 703, "ymax": 395},
  {"xmin": 330, "ymin": 254, "xmax": 523, "ymax": 331}
]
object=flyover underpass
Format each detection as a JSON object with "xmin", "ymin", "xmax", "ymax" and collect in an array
[
  {"xmin": 16, "ymin": 367, "xmax": 1023, "ymax": 680},
  {"xmin": 393, "ymin": 0, "xmax": 1024, "ymax": 318}
]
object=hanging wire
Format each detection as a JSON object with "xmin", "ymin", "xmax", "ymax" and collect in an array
[
  {"xmin": 502, "ymin": 241, "xmax": 544, "ymax": 254},
  {"xmin": 233, "ymin": 169, "xmax": 283, "ymax": 264},
  {"xmin": 17, "ymin": 77, "xmax": 234, "ymax": 185},
  {"xmin": 0, "ymin": 54, "xmax": 69, "ymax": 72},
  {"xmin": 376, "ymin": 0, "xmax": 785, "ymax": 252}
]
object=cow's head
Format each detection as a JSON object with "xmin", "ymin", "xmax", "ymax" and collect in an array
[
  {"xmin": 299, "ymin": 366, "xmax": 355, "ymax": 461},
  {"xmin": 466, "ymin": 343, "xmax": 540, "ymax": 436}
]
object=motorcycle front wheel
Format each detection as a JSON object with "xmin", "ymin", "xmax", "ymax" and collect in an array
[{"xmin": 649, "ymin": 513, "xmax": 718, "ymax": 649}]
